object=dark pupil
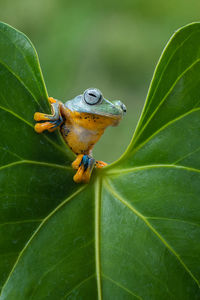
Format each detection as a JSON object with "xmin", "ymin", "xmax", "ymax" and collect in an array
[{"xmin": 88, "ymin": 93, "xmax": 97, "ymax": 97}]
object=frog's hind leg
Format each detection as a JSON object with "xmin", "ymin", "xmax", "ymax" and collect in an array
[
  {"xmin": 34, "ymin": 97, "xmax": 63, "ymax": 133},
  {"xmin": 72, "ymin": 155, "xmax": 84, "ymax": 169},
  {"xmin": 73, "ymin": 155, "xmax": 95, "ymax": 183}
]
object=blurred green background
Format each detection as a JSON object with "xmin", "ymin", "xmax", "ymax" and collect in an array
[{"xmin": 0, "ymin": 0, "xmax": 200, "ymax": 162}]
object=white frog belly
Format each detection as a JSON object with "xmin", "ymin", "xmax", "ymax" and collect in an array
[
  {"xmin": 74, "ymin": 126, "xmax": 97, "ymax": 143},
  {"xmin": 62, "ymin": 123, "xmax": 99, "ymax": 154}
]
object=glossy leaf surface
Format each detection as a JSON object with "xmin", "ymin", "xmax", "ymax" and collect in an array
[{"xmin": 0, "ymin": 22, "xmax": 200, "ymax": 299}]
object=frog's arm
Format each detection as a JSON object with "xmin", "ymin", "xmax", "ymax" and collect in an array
[{"xmin": 34, "ymin": 97, "xmax": 63, "ymax": 133}]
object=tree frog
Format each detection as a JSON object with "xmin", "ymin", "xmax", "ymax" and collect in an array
[{"xmin": 34, "ymin": 88, "xmax": 126, "ymax": 183}]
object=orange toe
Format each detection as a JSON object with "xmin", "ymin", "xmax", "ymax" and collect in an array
[
  {"xmin": 34, "ymin": 112, "xmax": 49, "ymax": 121},
  {"xmin": 34, "ymin": 122, "xmax": 53, "ymax": 133},
  {"xmin": 96, "ymin": 160, "xmax": 108, "ymax": 168},
  {"xmin": 73, "ymin": 156, "xmax": 95, "ymax": 183},
  {"xmin": 48, "ymin": 97, "xmax": 57, "ymax": 104},
  {"xmin": 73, "ymin": 165, "xmax": 85, "ymax": 183},
  {"xmin": 72, "ymin": 155, "xmax": 84, "ymax": 170},
  {"xmin": 73, "ymin": 167, "xmax": 92, "ymax": 184}
]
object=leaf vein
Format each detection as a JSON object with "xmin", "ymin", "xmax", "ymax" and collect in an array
[
  {"xmin": 102, "ymin": 273, "xmax": 143, "ymax": 299},
  {"xmin": 0, "ymin": 27, "xmax": 47, "ymax": 101},
  {"xmin": 0, "ymin": 145, "xmax": 22, "ymax": 160},
  {"xmin": 0, "ymin": 104, "xmax": 69, "ymax": 156},
  {"xmin": 106, "ymin": 164, "xmax": 200, "ymax": 176},
  {"xmin": 173, "ymin": 146, "xmax": 200, "ymax": 165},
  {"xmin": 121, "ymin": 27, "xmax": 200, "ymax": 162},
  {"xmin": 62, "ymin": 274, "xmax": 95, "ymax": 299},
  {"xmin": 0, "ymin": 104, "xmax": 33, "ymax": 127},
  {"xmin": 0, "ymin": 219, "xmax": 42, "ymax": 228},
  {"xmin": 133, "ymin": 58, "xmax": 200, "ymax": 148},
  {"xmin": 29, "ymin": 240, "xmax": 94, "ymax": 300},
  {"xmin": 103, "ymin": 244, "xmax": 175, "ymax": 299},
  {"xmin": 0, "ymin": 160, "xmax": 71, "ymax": 172},
  {"xmin": 130, "ymin": 107, "xmax": 200, "ymax": 158},
  {"xmin": 105, "ymin": 180, "xmax": 200, "ymax": 288},
  {"xmin": 0, "ymin": 60, "xmax": 42, "ymax": 110},
  {"xmin": 0, "ymin": 185, "xmax": 86, "ymax": 296},
  {"xmin": 140, "ymin": 29, "xmax": 200, "ymax": 129},
  {"xmin": 147, "ymin": 217, "xmax": 200, "ymax": 228}
]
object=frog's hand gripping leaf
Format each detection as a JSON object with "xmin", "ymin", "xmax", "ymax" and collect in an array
[
  {"xmin": 1, "ymin": 21, "xmax": 200, "ymax": 300},
  {"xmin": 34, "ymin": 97, "xmax": 64, "ymax": 133}
]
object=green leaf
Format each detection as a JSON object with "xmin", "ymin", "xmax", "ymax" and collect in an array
[{"xmin": 0, "ymin": 21, "xmax": 200, "ymax": 299}]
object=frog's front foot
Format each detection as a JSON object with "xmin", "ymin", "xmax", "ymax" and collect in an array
[
  {"xmin": 34, "ymin": 117, "xmax": 63, "ymax": 133},
  {"xmin": 34, "ymin": 97, "xmax": 63, "ymax": 133},
  {"xmin": 72, "ymin": 155, "xmax": 95, "ymax": 183}
]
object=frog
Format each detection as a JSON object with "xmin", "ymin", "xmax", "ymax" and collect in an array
[{"xmin": 34, "ymin": 88, "xmax": 126, "ymax": 183}]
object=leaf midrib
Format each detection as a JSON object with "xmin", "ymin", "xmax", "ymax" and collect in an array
[
  {"xmin": 95, "ymin": 177, "xmax": 102, "ymax": 300},
  {"xmin": 106, "ymin": 163, "xmax": 200, "ymax": 176}
]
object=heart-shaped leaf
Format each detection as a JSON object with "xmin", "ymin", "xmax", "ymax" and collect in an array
[{"xmin": 0, "ymin": 22, "xmax": 200, "ymax": 299}]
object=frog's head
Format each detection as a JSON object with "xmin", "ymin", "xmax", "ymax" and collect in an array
[{"xmin": 65, "ymin": 88, "xmax": 126, "ymax": 126}]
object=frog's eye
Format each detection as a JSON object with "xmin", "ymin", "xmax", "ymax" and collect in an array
[{"xmin": 83, "ymin": 88, "xmax": 103, "ymax": 105}]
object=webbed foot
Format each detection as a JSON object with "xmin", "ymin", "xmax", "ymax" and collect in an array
[
  {"xmin": 34, "ymin": 121, "xmax": 56, "ymax": 133},
  {"xmin": 73, "ymin": 155, "xmax": 95, "ymax": 183},
  {"xmin": 34, "ymin": 118, "xmax": 63, "ymax": 133},
  {"xmin": 34, "ymin": 97, "xmax": 63, "ymax": 133},
  {"xmin": 72, "ymin": 155, "xmax": 84, "ymax": 169}
]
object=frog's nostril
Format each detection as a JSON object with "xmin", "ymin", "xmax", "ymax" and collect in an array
[{"xmin": 113, "ymin": 100, "xmax": 127, "ymax": 114}]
